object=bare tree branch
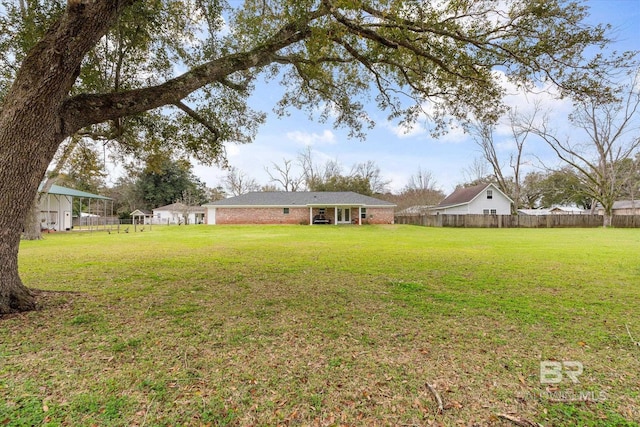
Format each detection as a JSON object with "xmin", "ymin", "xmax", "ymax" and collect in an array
[
  {"xmin": 265, "ymin": 158, "xmax": 304, "ymax": 192},
  {"xmin": 523, "ymin": 72, "xmax": 640, "ymax": 225}
]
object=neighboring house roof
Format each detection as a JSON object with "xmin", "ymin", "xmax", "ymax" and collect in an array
[
  {"xmin": 38, "ymin": 184, "xmax": 111, "ymax": 200},
  {"xmin": 600, "ymin": 200, "xmax": 640, "ymax": 210},
  {"xmin": 154, "ymin": 202, "xmax": 205, "ymax": 213},
  {"xmin": 518, "ymin": 207, "xmax": 585, "ymax": 215},
  {"xmin": 436, "ymin": 183, "xmax": 512, "ymax": 209},
  {"xmin": 204, "ymin": 192, "xmax": 396, "ymax": 207},
  {"xmin": 518, "ymin": 208, "xmax": 550, "ymax": 216},
  {"xmin": 396, "ymin": 205, "xmax": 434, "ymax": 215},
  {"xmin": 549, "ymin": 206, "xmax": 586, "ymax": 214}
]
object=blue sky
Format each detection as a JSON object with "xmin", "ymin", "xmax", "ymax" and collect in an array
[{"xmin": 191, "ymin": 0, "xmax": 640, "ymax": 194}]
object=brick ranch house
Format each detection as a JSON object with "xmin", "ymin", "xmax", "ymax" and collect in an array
[{"xmin": 203, "ymin": 192, "xmax": 396, "ymax": 225}]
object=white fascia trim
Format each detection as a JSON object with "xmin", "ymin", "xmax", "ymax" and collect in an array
[
  {"xmin": 203, "ymin": 204, "xmax": 306, "ymax": 208},
  {"xmin": 307, "ymin": 203, "xmax": 365, "ymax": 207}
]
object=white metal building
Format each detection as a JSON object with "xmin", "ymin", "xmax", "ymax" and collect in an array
[{"xmin": 38, "ymin": 184, "xmax": 112, "ymax": 231}]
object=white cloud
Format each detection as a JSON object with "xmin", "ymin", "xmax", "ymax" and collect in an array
[
  {"xmin": 387, "ymin": 120, "xmax": 427, "ymax": 138},
  {"xmin": 494, "ymin": 69, "xmax": 573, "ymax": 122},
  {"xmin": 437, "ymin": 124, "xmax": 469, "ymax": 144},
  {"xmin": 286, "ymin": 130, "xmax": 336, "ymax": 146},
  {"xmin": 225, "ymin": 143, "xmax": 241, "ymax": 157}
]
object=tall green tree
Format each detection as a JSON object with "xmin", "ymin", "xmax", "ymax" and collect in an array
[
  {"xmin": 519, "ymin": 171, "xmax": 546, "ymax": 209},
  {"xmin": 615, "ymin": 154, "xmax": 640, "ymax": 202},
  {"xmin": 0, "ymin": 0, "xmax": 632, "ymax": 313},
  {"xmin": 136, "ymin": 158, "xmax": 208, "ymax": 210},
  {"xmin": 522, "ymin": 167, "xmax": 591, "ymax": 209}
]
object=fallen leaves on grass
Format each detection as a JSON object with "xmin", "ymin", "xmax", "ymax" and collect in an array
[{"xmin": 496, "ymin": 413, "xmax": 542, "ymax": 427}]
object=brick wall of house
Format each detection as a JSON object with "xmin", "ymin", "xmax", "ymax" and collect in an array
[
  {"xmin": 362, "ymin": 207, "xmax": 395, "ymax": 224},
  {"xmin": 207, "ymin": 206, "xmax": 395, "ymax": 225},
  {"xmin": 215, "ymin": 207, "xmax": 310, "ymax": 224}
]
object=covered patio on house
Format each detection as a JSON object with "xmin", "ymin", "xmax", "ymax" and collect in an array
[{"xmin": 307, "ymin": 204, "xmax": 366, "ymax": 225}]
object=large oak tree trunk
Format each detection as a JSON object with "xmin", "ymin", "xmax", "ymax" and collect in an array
[
  {"xmin": 0, "ymin": 105, "xmax": 69, "ymax": 313},
  {"xmin": 0, "ymin": 1, "xmax": 129, "ymax": 314},
  {"xmin": 22, "ymin": 194, "xmax": 43, "ymax": 241},
  {"xmin": 0, "ymin": 95, "xmax": 65, "ymax": 312},
  {"xmin": 0, "ymin": 226, "xmax": 36, "ymax": 313}
]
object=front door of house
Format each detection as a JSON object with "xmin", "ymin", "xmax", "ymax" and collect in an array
[{"xmin": 337, "ymin": 207, "xmax": 351, "ymax": 224}]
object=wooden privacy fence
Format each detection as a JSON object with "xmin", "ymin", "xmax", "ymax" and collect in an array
[{"xmin": 394, "ymin": 214, "xmax": 640, "ymax": 228}]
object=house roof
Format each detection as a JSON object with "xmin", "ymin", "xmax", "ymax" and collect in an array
[
  {"xmin": 518, "ymin": 208, "xmax": 550, "ymax": 216},
  {"xmin": 613, "ymin": 200, "xmax": 640, "ymax": 210},
  {"xmin": 396, "ymin": 205, "xmax": 434, "ymax": 215},
  {"xmin": 594, "ymin": 200, "xmax": 640, "ymax": 210},
  {"xmin": 39, "ymin": 184, "xmax": 111, "ymax": 200},
  {"xmin": 549, "ymin": 206, "xmax": 586, "ymax": 214},
  {"xmin": 203, "ymin": 191, "xmax": 396, "ymax": 207},
  {"xmin": 436, "ymin": 183, "xmax": 512, "ymax": 208},
  {"xmin": 519, "ymin": 206, "xmax": 585, "ymax": 215},
  {"xmin": 153, "ymin": 202, "xmax": 205, "ymax": 213},
  {"xmin": 131, "ymin": 209, "xmax": 152, "ymax": 216}
]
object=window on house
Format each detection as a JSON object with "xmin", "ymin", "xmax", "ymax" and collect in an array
[
  {"xmin": 319, "ymin": 208, "xmax": 325, "ymax": 215},
  {"xmin": 361, "ymin": 208, "xmax": 367, "ymax": 219},
  {"xmin": 491, "ymin": 209, "xmax": 497, "ymax": 215},
  {"xmin": 487, "ymin": 189, "xmax": 493, "ymax": 199},
  {"xmin": 483, "ymin": 209, "xmax": 490, "ymax": 215},
  {"xmin": 283, "ymin": 208, "xmax": 289, "ymax": 214}
]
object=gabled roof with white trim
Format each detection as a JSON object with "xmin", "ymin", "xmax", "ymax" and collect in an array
[{"xmin": 436, "ymin": 183, "xmax": 512, "ymax": 209}]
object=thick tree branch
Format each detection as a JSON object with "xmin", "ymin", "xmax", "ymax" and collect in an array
[
  {"xmin": 174, "ymin": 101, "xmax": 220, "ymax": 142},
  {"xmin": 61, "ymin": 15, "xmax": 321, "ymax": 134},
  {"xmin": 219, "ymin": 77, "xmax": 250, "ymax": 92}
]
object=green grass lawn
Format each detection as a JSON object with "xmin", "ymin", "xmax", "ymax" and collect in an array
[{"xmin": 2, "ymin": 225, "xmax": 639, "ymax": 426}]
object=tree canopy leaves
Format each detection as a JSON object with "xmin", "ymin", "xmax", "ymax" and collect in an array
[{"xmin": 2, "ymin": 0, "xmax": 629, "ymax": 166}]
